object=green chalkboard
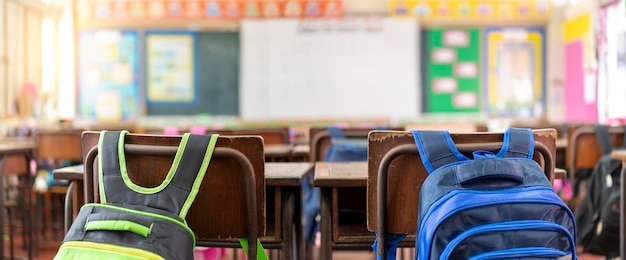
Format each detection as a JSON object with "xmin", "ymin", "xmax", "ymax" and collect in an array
[{"xmin": 147, "ymin": 32, "xmax": 240, "ymax": 116}]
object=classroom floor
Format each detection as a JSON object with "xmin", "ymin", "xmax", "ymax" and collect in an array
[{"xmin": 1, "ymin": 224, "xmax": 616, "ymax": 260}]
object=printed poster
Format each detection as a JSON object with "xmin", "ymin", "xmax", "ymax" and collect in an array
[
  {"xmin": 485, "ymin": 27, "xmax": 545, "ymax": 117},
  {"xmin": 146, "ymin": 32, "xmax": 196, "ymax": 104},
  {"xmin": 78, "ymin": 30, "xmax": 139, "ymax": 121}
]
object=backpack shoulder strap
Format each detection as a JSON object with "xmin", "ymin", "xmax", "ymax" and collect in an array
[
  {"xmin": 98, "ymin": 130, "xmax": 218, "ymax": 217},
  {"xmin": 496, "ymin": 127, "xmax": 534, "ymax": 159},
  {"xmin": 411, "ymin": 128, "xmax": 534, "ymax": 174},
  {"xmin": 326, "ymin": 126, "xmax": 346, "ymax": 140},
  {"xmin": 594, "ymin": 124, "xmax": 613, "ymax": 155},
  {"xmin": 411, "ymin": 130, "xmax": 468, "ymax": 174},
  {"xmin": 326, "ymin": 126, "xmax": 368, "ymax": 148}
]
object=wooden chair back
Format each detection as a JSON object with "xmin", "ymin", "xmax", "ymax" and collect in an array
[
  {"xmin": 230, "ymin": 127, "xmax": 291, "ymax": 145},
  {"xmin": 309, "ymin": 127, "xmax": 402, "ymax": 162},
  {"xmin": 403, "ymin": 122, "xmax": 479, "ymax": 133},
  {"xmin": 34, "ymin": 129, "xmax": 84, "ymax": 163},
  {"xmin": 81, "ymin": 131, "xmax": 266, "ymax": 257},
  {"xmin": 367, "ymin": 128, "xmax": 557, "ymax": 236},
  {"xmin": 568, "ymin": 125, "xmax": 625, "ymax": 175}
]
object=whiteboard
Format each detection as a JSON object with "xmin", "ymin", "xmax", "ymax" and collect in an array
[{"xmin": 240, "ymin": 18, "xmax": 419, "ymax": 121}]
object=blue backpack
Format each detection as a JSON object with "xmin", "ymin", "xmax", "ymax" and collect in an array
[{"xmin": 413, "ymin": 128, "xmax": 577, "ymax": 260}]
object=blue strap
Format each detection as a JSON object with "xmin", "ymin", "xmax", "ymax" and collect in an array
[
  {"xmin": 326, "ymin": 126, "xmax": 347, "ymax": 139},
  {"xmin": 412, "ymin": 128, "xmax": 534, "ymax": 174},
  {"xmin": 411, "ymin": 130, "xmax": 467, "ymax": 174},
  {"xmin": 496, "ymin": 128, "xmax": 534, "ymax": 159},
  {"xmin": 372, "ymin": 233, "xmax": 407, "ymax": 260}
]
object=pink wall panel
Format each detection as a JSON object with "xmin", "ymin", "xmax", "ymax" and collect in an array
[{"xmin": 565, "ymin": 40, "xmax": 597, "ymax": 123}]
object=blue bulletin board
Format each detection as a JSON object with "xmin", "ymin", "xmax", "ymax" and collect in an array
[{"xmin": 78, "ymin": 30, "xmax": 140, "ymax": 121}]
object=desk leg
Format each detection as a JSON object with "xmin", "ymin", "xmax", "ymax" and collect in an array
[
  {"xmin": 621, "ymin": 161, "xmax": 625, "ymax": 260},
  {"xmin": 281, "ymin": 187, "xmax": 294, "ymax": 260},
  {"xmin": 0, "ymin": 155, "xmax": 5, "ymax": 259},
  {"xmin": 320, "ymin": 187, "xmax": 332, "ymax": 260},
  {"xmin": 293, "ymin": 187, "xmax": 304, "ymax": 260},
  {"xmin": 72, "ymin": 180, "xmax": 84, "ymax": 220}
]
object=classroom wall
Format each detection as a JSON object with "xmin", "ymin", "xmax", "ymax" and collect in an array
[
  {"xmin": 44, "ymin": 0, "xmax": 580, "ymax": 125},
  {"xmin": 546, "ymin": 7, "xmax": 566, "ymax": 123}
]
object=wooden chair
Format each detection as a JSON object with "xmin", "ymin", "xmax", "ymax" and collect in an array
[
  {"xmin": 230, "ymin": 127, "xmax": 292, "ymax": 162},
  {"xmin": 368, "ymin": 129, "xmax": 557, "ymax": 258},
  {"xmin": 308, "ymin": 126, "xmax": 401, "ymax": 258},
  {"xmin": 80, "ymin": 131, "xmax": 266, "ymax": 259},
  {"xmin": 568, "ymin": 125, "xmax": 625, "ymax": 210},
  {"xmin": 33, "ymin": 128, "xmax": 83, "ymax": 240}
]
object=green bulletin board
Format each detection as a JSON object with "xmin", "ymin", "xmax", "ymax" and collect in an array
[{"xmin": 425, "ymin": 28, "xmax": 481, "ymax": 113}]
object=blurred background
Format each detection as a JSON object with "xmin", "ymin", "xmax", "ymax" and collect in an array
[{"xmin": 0, "ymin": 0, "xmax": 625, "ymax": 131}]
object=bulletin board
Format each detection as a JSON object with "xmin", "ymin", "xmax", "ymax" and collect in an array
[
  {"xmin": 146, "ymin": 32, "xmax": 240, "ymax": 116},
  {"xmin": 424, "ymin": 28, "xmax": 481, "ymax": 113},
  {"xmin": 145, "ymin": 31, "xmax": 197, "ymax": 105},
  {"xmin": 78, "ymin": 30, "xmax": 140, "ymax": 121},
  {"xmin": 484, "ymin": 27, "xmax": 545, "ymax": 117}
]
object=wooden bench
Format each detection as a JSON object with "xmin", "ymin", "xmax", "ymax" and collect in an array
[{"xmin": 367, "ymin": 129, "xmax": 557, "ymax": 258}]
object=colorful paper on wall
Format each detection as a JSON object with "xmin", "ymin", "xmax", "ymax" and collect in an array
[
  {"xmin": 77, "ymin": 0, "xmax": 342, "ymax": 21},
  {"xmin": 484, "ymin": 27, "xmax": 545, "ymax": 117},
  {"xmin": 78, "ymin": 30, "xmax": 139, "ymax": 121},
  {"xmin": 146, "ymin": 32, "xmax": 196, "ymax": 104},
  {"xmin": 389, "ymin": 0, "xmax": 550, "ymax": 21},
  {"xmin": 425, "ymin": 28, "xmax": 481, "ymax": 113}
]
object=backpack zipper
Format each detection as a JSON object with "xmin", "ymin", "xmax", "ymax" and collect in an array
[{"xmin": 467, "ymin": 246, "xmax": 569, "ymax": 260}]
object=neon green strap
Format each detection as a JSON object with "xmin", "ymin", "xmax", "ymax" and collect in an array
[
  {"xmin": 85, "ymin": 220, "xmax": 152, "ymax": 238},
  {"xmin": 239, "ymin": 239, "xmax": 269, "ymax": 260}
]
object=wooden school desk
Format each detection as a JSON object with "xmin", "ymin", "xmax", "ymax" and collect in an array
[
  {"xmin": 263, "ymin": 162, "xmax": 314, "ymax": 259},
  {"xmin": 55, "ymin": 162, "xmax": 314, "ymax": 260},
  {"xmin": 368, "ymin": 129, "xmax": 557, "ymax": 258},
  {"xmin": 312, "ymin": 161, "xmax": 371, "ymax": 260},
  {"xmin": 0, "ymin": 138, "xmax": 36, "ymax": 259},
  {"xmin": 308, "ymin": 127, "xmax": 402, "ymax": 259},
  {"xmin": 610, "ymin": 149, "xmax": 626, "ymax": 260},
  {"xmin": 33, "ymin": 128, "xmax": 83, "ymax": 241}
]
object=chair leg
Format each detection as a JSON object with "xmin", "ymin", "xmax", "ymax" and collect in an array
[
  {"xmin": 37, "ymin": 193, "xmax": 46, "ymax": 240},
  {"xmin": 8, "ymin": 208, "xmax": 15, "ymax": 260}
]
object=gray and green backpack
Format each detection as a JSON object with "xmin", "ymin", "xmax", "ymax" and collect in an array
[{"xmin": 54, "ymin": 130, "xmax": 218, "ymax": 260}]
